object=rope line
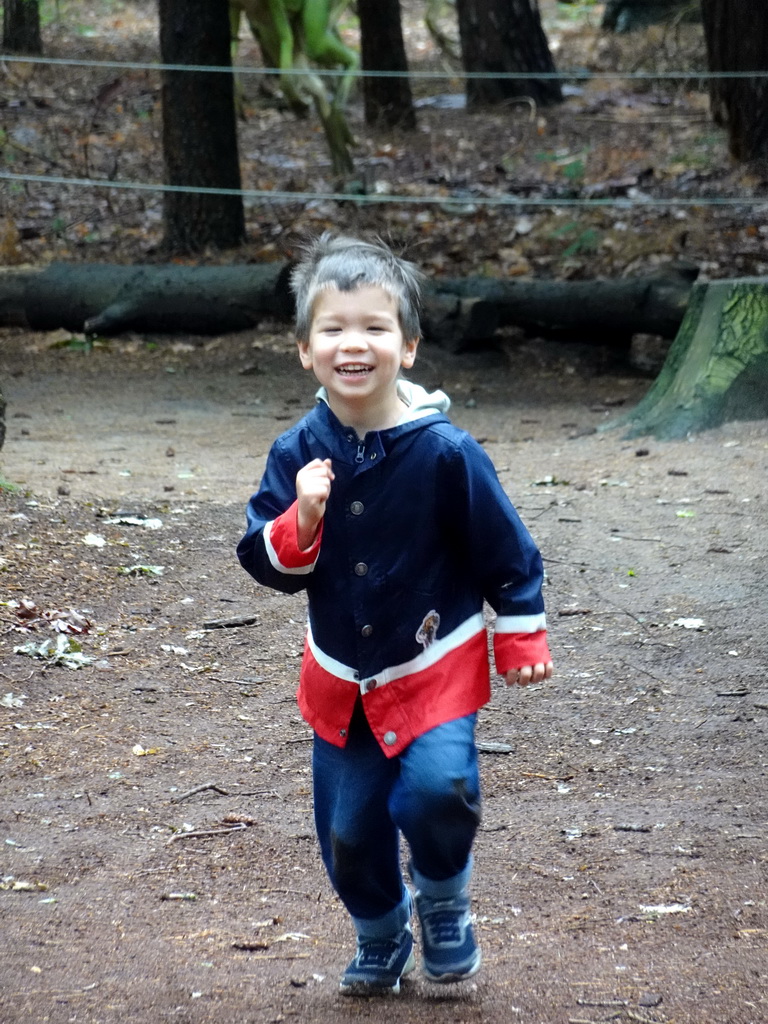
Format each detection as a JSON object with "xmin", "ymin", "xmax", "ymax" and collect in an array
[
  {"xmin": 4, "ymin": 51, "xmax": 766, "ymax": 211},
  {"xmin": 2, "ymin": 52, "xmax": 767, "ymax": 81},
  {"xmin": 3, "ymin": 170, "xmax": 767, "ymax": 209}
]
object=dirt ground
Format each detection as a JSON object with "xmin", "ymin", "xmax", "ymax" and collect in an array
[{"xmin": 1, "ymin": 325, "xmax": 767, "ymax": 1024}]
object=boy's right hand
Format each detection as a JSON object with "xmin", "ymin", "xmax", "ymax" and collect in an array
[{"xmin": 296, "ymin": 458, "xmax": 334, "ymax": 551}]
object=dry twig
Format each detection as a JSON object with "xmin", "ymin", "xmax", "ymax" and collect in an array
[
  {"xmin": 167, "ymin": 822, "xmax": 246, "ymax": 844},
  {"xmin": 171, "ymin": 783, "xmax": 230, "ymax": 803}
]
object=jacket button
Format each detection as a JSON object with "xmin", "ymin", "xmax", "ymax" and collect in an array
[
  {"xmin": 362, "ymin": 678, "xmax": 377, "ymax": 693},
  {"xmin": 383, "ymin": 731, "xmax": 397, "ymax": 746},
  {"xmin": 361, "ymin": 624, "xmax": 373, "ymax": 638},
  {"xmin": 339, "ymin": 728, "xmax": 347, "ymax": 738},
  {"xmin": 350, "ymin": 501, "xmax": 364, "ymax": 515},
  {"xmin": 354, "ymin": 562, "xmax": 368, "ymax": 576}
]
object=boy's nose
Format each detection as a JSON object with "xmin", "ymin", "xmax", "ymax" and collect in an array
[{"xmin": 340, "ymin": 330, "xmax": 368, "ymax": 350}]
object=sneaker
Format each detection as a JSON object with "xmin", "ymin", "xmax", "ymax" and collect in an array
[
  {"xmin": 416, "ymin": 891, "xmax": 481, "ymax": 983},
  {"xmin": 339, "ymin": 925, "xmax": 416, "ymax": 996}
]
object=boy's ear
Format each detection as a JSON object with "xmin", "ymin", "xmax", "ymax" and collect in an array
[
  {"xmin": 401, "ymin": 337, "xmax": 419, "ymax": 369},
  {"xmin": 297, "ymin": 338, "xmax": 313, "ymax": 369}
]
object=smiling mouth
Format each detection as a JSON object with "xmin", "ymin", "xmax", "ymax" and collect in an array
[{"xmin": 336, "ymin": 364, "xmax": 373, "ymax": 376}]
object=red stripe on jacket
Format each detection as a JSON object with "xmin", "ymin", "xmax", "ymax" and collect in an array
[
  {"xmin": 268, "ymin": 500, "xmax": 323, "ymax": 568},
  {"xmin": 297, "ymin": 630, "xmax": 492, "ymax": 758}
]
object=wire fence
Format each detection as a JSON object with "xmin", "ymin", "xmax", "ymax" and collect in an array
[
  {"xmin": 3, "ymin": 52, "xmax": 768, "ymax": 80},
  {"xmin": 2, "ymin": 51, "xmax": 768, "ymax": 211},
  {"xmin": 3, "ymin": 171, "xmax": 768, "ymax": 210}
]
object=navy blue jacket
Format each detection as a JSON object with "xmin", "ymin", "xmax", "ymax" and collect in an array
[{"xmin": 237, "ymin": 383, "xmax": 550, "ymax": 755}]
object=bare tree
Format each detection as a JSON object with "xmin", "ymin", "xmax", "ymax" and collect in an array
[
  {"xmin": 159, "ymin": 0, "xmax": 245, "ymax": 253},
  {"xmin": 358, "ymin": 0, "xmax": 416, "ymax": 129},
  {"xmin": 455, "ymin": 0, "xmax": 561, "ymax": 108},
  {"xmin": 3, "ymin": 0, "xmax": 42, "ymax": 54},
  {"xmin": 701, "ymin": 0, "xmax": 768, "ymax": 163}
]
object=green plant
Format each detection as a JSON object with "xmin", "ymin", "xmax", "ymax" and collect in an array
[
  {"xmin": 0, "ymin": 474, "xmax": 20, "ymax": 493},
  {"xmin": 556, "ymin": 0, "xmax": 600, "ymax": 23},
  {"xmin": 535, "ymin": 149, "xmax": 590, "ymax": 183},
  {"xmin": 561, "ymin": 158, "xmax": 586, "ymax": 182},
  {"xmin": 549, "ymin": 222, "xmax": 601, "ymax": 259},
  {"xmin": 48, "ymin": 334, "xmax": 93, "ymax": 352},
  {"xmin": 562, "ymin": 227, "xmax": 599, "ymax": 258}
]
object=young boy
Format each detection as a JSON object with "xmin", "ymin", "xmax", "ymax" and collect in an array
[{"xmin": 237, "ymin": 233, "xmax": 552, "ymax": 995}]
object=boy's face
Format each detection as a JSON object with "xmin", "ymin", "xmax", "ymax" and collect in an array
[{"xmin": 298, "ymin": 285, "xmax": 418, "ymax": 420}]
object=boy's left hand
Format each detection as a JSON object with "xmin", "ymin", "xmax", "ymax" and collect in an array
[{"xmin": 505, "ymin": 662, "xmax": 553, "ymax": 687}]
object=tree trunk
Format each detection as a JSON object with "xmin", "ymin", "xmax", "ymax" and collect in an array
[
  {"xmin": 358, "ymin": 0, "xmax": 416, "ymax": 129},
  {"xmin": 701, "ymin": 0, "xmax": 768, "ymax": 163},
  {"xmin": 158, "ymin": 0, "xmax": 245, "ymax": 253},
  {"xmin": 602, "ymin": 0, "xmax": 700, "ymax": 33},
  {"xmin": 0, "ymin": 264, "xmax": 691, "ymax": 349},
  {"xmin": 3, "ymin": 0, "xmax": 42, "ymax": 54},
  {"xmin": 455, "ymin": 0, "xmax": 561, "ymax": 108},
  {"xmin": 604, "ymin": 278, "xmax": 768, "ymax": 439}
]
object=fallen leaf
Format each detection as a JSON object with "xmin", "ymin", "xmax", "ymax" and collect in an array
[
  {"xmin": 1, "ymin": 693, "xmax": 26, "ymax": 708},
  {"xmin": 104, "ymin": 516, "xmax": 163, "ymax": 530},
  {"xmin": 118, "ymin": 565, "xmax": 164, "ymax": 577},
  {"xmin": 14, "ymin": 635, "xmax": 94, "ymax": 669}
]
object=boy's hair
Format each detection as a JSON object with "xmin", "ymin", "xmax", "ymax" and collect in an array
[{"xmin": 290, "ymin": 232, "xmax": 423, "ymax": 342}]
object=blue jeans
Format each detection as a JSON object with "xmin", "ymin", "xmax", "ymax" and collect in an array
[{"xmin": 312, "ymin": 700, "xmax": 481, "ymax": 939}]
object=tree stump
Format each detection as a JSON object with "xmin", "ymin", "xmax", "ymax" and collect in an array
[{"xmin": 604, "ymin": 278, "xmax": 768, "ymax": 439}]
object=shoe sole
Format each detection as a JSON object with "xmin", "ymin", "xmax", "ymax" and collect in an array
[
  {"xmin": 339, "ymin": 951, "xmax": 416, "ymax": 996},
  {"xmin": 422, "ymin": 949, "xmax": 482, "ymax": 985}
]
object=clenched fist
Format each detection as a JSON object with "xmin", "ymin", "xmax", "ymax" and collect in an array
[
  {"xmin": 505, "ymin": 662, "xmax": 553, "ymax": 687},
  {"xmin": 296, "ymin": 458, "xmax": 334, "ymax": 551}
]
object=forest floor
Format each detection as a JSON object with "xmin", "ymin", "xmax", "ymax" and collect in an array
[
  {"xmin": 1, "ymin": 325, "xmax": 767, "ymax": 1024},
  {"xmin": 1, "ymin": 3, "xmax": 768, "ymax": 1024}
]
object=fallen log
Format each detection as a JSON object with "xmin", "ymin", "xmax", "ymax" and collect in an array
[
  {"xmin": 603, "ymin": 277, "xmax": 768, "ymax": 439},
  {"xmin": 429, "ymin": 265, "xmax": 697, "ymax": 349},
  {"xmin": 0, "ymin": 262, "xmax": 294, "ymax": 336},
  {"xmin": 0, "ymin": 262, "xmax": 695, "ymax": 350}
]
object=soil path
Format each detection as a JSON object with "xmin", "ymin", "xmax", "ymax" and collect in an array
[{"xmin": 1, "ymin": 327, "xmax": 766, "ymax": 1024}]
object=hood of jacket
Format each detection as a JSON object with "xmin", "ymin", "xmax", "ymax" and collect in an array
[
  {"xmin": 395, "ymin": 378, "xmax": 451, "ymax": 421},
  {"xmin": 309, "ymin": 379, "xmax": 452, "ymax": 470}
]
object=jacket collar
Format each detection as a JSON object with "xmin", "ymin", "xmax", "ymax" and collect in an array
[{"xmin": 305, "ymin": 381, "xmax": 451, "ymax": 468}]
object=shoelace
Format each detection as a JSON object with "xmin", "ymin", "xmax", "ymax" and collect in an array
[
  {"xmin": 422, "ymin": 908, "xmax": 465, "ymax": 945},
  {"xmin": 356, "ymin": 939, "xmax": 401, "ymax": 967}
]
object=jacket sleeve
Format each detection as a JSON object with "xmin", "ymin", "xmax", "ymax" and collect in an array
[
  {"xmin": 236, "ymin": 442, "xmax": 323, "ymax": 595},
  {"xmin": 452, "ymin": 435, "xmax": 551, "ymax": 672}
]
